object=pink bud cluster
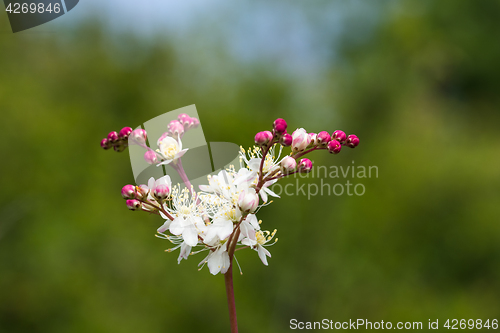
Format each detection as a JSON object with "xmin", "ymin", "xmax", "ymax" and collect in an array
[
  {"xmin": 100, "ymin": 127, "xmax": 134, "ymax": 152},
  {"xmin": 255, "ymin": 118, "xmax": 359, "ymax": 175},
  {"xmin": 120, "ymin": 177, "xmax": 171, "ymax": 212},
  {"xmin": 173, "ymin": 114, "xmax": 200, "ymax": 136},
  {"xmin": 100, "ymin": 113, "xmax": 200, "ymax": 157},
  {"xmin": 254, "ymin": 118, "xmax": 293, "ymax": 148}
]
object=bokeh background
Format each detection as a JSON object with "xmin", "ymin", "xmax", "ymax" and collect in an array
[{"xmin": 1, "ymin": 0, "xmax": 500, "ymax": 332}]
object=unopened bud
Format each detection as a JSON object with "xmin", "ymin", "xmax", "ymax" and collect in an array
[
  {"xmin": 135, "ymin": 185, "xmax": 150, "ymax": 200},
  {"xmin": 281, "ymin": 156, "xmax": 297, "ymax": 173},
  {"xmin": 179, "ymin": 115, "xmax": 192, "ymax": 127},
  {"xmin": 297, "ymin": 158, "xmax": 313, "ymax": 173},
  {"xmin": 178, "ymin": 113, "xmax": 189, "ymax": 122},
  {"xmin": 238, "ymin": 189, "xmax": 259, "ymax": 213},
  {"xmin": 255, "ymin": 131, "xmax": 273, "ymax": 146},
  {"xmin": 327, "ymin": 140, "xmax": 342, "ymax": 154},
  {"xmin": 130, "ymin": 129, "xmax": 147, "ymax": 146},
  {"xmin": 154, "ymin": 184, "xmax": 170, "ymax": 200},
  {"xmin": 126, "ymin": 199, "xmax": 142, "ymax": 211},
  {"xmin": 144, "ymin": 150, "xmax": 158, "ymax": 165},
  {"xmin": 291, "ymin": 128, "xmax": 310, "ymax": 152},
  {"xmin": 317, "ymin": 131, "xmax": 331, "ymax": 147},
  {"xmin": 191, "ymin": 117, "xmax": 200, "ymax": 128},
  {"xmin": 119, "ymin": 127, "xmax": 133, "ymax": 140},
  {"xmin": 332, "ymin": 130, "xmax": 347, "ymax": 143},
  {"xmin": 307, "ymin": 133, "xmax": 317, "ymax": 148},
  {"xmin": 107, "ymin": 131, "xmax": 119, "ymax": 143},
  {"xmin": 168, "ymin": 120, "xmax": 185, "ymax": 137},
  {"xmin": 121, "ymin": 185, "xmax": 136, "ymax": 199},
  {"xmin": 281, "ymin": 133, "xmax": 292, "ymax": 146},
  {"xmin": 273, "ymin": 118, "xmax": 287, "ymax": 135},
  {"xmin": 346, "ymin": 134, "xmax": 359, "ymax": 148},
  {"xmin": 100, "ymin": 138, "xmax": 111, "ymax": 150}
]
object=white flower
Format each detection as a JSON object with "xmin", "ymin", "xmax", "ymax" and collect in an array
[
  {"xmin": 157, "ymin": 186, "xmax": 206, "ymax": 246},
  {"xmin": 238, "ymin": 214, "xmax": 260, "ymax": 242},
  {"xmin": 242, "ymin": 229, "xmax": 277, "ymax": 266},
  {"xmin": 156, "ymin": 135, "xmax": 188, "ymax": 165},
  {"xmin": 238, "ymin": 146, "xmax": 282, "ymax": 203},
  {"xmin": 199, "ymin": 242, "xmax": 230, "ymax": 275},
  {"xmin": 203, "ymin": 211, "xmax": 235, "ymax": 244}
]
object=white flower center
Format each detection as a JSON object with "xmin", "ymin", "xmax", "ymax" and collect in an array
[
  {"xmin": 179, "ymin": 205, "xmax": 191, "ymax": 215},
  {"xmin": 162, "ymin": 143, "xmax": 179, "ymax": 159}
]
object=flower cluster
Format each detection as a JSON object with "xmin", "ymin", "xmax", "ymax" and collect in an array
[{"xmin": 102, "ymin": 115, "xmax": 359, "ymax": 275}]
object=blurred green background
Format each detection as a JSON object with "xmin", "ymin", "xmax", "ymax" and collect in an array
[{"xmin": 1, "ymin": 0, "xmax": 500, "ymax": 332}]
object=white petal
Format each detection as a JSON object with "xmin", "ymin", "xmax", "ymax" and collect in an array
[
  {"xmin": 242, "ymin": 237, "xmax": 257, "ymax": 247},
  {"xmin": 157, "ymin": 220, "xmax": 171, "ymax": 233},
  {"xmin": 216, "ymin": 218, "xmax": 234, "ymax": 240},
  {"xmin": 247, "ymin": 158, "xmax": 261, "ymax": 171},
  {"xmin": 157, "ymin": 159, "xmax": 172, "ymax": 166},
  {"xmin": 257, "ymin": 245, "xmax": 270, "ymax": 266},
  {"xmin": 147, "ymin": 177, "xmax": 155, "ymax": 190},
  {"xmin": 246, "ymin": 214, "xmax": 260, "ymax": 231},
  {"xmin": 260, "ymin": 189, "xmax": 268, "ymax": 203},
  {"xmin": 263, "ymin": 186, "xmax": 280, "ymax": 198},
  {"xmin": 182, "ymin": 225, "xmax": 199, "ymax": 246},
  {"xmin": 177, "ymin": 242, "xmax": 192, "ymax": 264},
  {"xmin": 175, "ymin": 149, "xmax": 188, "ymax": 159},
  {"xmin": 219, "ymin": 251, "xmax": 230, "ymax": 274},
  {"xmin": 207, "ymin": 252, "xmax": 222, "ymax": 275},
  {"xmin": 198, "ymin": 185, "xmax": 214, "ymax": 192},
  {"xmin": 169, "ymin": 217, "xmax": 183, "ymax": 235}
]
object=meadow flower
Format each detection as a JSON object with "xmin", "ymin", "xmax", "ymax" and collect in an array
[{"xmin": 156, "ymin": 135, "xmax": 188, "ymax": 166}]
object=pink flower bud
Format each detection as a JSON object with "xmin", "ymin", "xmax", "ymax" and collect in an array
[
  {"xmin": 273, "ymin": 118, "xmax": 287, "ymax": 135},
  {"xmin": 130, "ymin": 129, "xmax": 147, "ymax": 146},
  {"xmin": 154, "ymin": 184, "xmax": 170, "ymax": 200},
  {"xmin": 238, "ymin": 189, "xmax": 259, "ymax": 213},
  {"xmin": 191, "ymin": 117, "xmax": 200, "ymax": 128},
  {"xmin": 100, "ymin": 138, "xmax": 111, "ymax": 150},
  {"xmin": 307, "ymin": 133, "xmax": 317, "ymax": 148},
  {"xmin": 121, "ymin": 185, "xmax": 136, "ymax": 199},
  {"xmin": 186, "ymin": 117, "xmax": 197, "ymax": 130},
  {"xmin": 281, "ymin": 156, "xmax": 297, "ymax": 173},
  {"xmin": 178, "ymin": 113, "xmax": 189, "ymax": 122},
  {"xmin": 107, "ymin": 131, "xmax": 119, "ymax": 143},
  {"xmin": 179, "ymin": 115, "xmax": 192, "ymax": 127},
  {"xmin": 297, "ymin": 158, "xmax": 313, "ymax": 173},
  {"xmin": 291, "ymin": 128, "xmax": 310, "ymax": 152},
  {"xmin": 126, "ymin": 199, "xmax": 142, "ymax": 211},
  {"xmin": 168, "ymin": 120, "xmax": 185, "ymax": 137},
  {"xmin": 346, "ymin": 134, "xmax": 360, "ymax": 148},
  {"xmin": 255, "ymin": 131, "xmax": 273, "ymax": 146},
  {"xmin": 332, "ymin": 130, "xmax": 347, "ymax": 143},
  {"xmin": 136, "ymin": 185, "xmax": 149, "ymax": 200},
  {"xmin": 327, "ymin": 140, "xmax": 342, "ymax": 154},
  {"xmin": 144, "ymin": 150, "xmax": 158, "ymax": 164},
  {"xmin": 281, "ymin": 133, "xmax": 292, "ymax": 146},
  {"xmin": 317, "ymin": 131, "xmax": 331, "ymax": 147},
  {"xmin": 119, "ymin": 127, "xmax": 133, "ymax": 140}
]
